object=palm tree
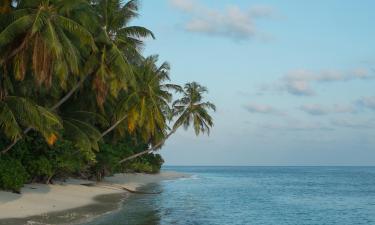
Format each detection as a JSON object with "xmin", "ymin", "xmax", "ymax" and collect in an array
[
  {"xmin": 0, "ymin": 0, "xmax": 96, "ymax": 87},
  {"xmin": 0, "ymin": 0, "xmax": 97, "ymax": 154},
  {"xmin": 93, "ymin": 0, "xmax": 154, "ymax": 60},
  {"xmin": 0, "ymin": 0, "xmax": 155, "ymax": 154},
  {"xmin": 90, "ymin": 0, "xmax": 155, "ymax": 107},
  {"xmin": 101, "ymin": 55, "xmax": 179, "ymax": 142},
  {"xmin": 118, "ymin": 82, "xmax": 216, "ymax": 163}
]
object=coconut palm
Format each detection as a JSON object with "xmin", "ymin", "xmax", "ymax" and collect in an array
[
  {"xmin": 0, "ymin": 0, "xmax": 155, "ymax": 154},
  {"xmin": 0, "ymin": 0, "xmax": 218, "ymax": 189},
  {"xmin": 0, "ymin": 0, "xmax": 96, "ymax": 87},
  {"xmin": 92, "ymin": 0, "xmax": 154, "ymax": 60},
  {"xmin": 90, "ymin": 0, "xmax": 155, "ymax": 107},
  {"xmin": 118, "ymin": 82, "xmax": 216, "ymax": 163},
  {"xmin": 172, "ymin": 82, "xmax": 216, "ymax": 135},
  {"xmin": 101, "ymin": 55, "xmax": 179, "ymax": 142},
  {"xmin": 0, "ymin": 0, "xmax": 97, "ymax": 154}
]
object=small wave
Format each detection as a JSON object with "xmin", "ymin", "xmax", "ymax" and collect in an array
[
  {"xmin": 26, "ymin": 221, "xmax": 50, "ymax": 225},
  {"xmin": 163, "ymin": 174, "xmax": 200, "ymax": 183},
  {"xmin": 183, "ymin": 174, "xmax": 200, "ymax": 180}
]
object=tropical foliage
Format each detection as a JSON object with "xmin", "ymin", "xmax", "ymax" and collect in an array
[{"xmin": 0, "ymin": 0, "xmax": 215, "ymax": 192}]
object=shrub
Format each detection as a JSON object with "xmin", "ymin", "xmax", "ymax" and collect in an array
[
  {"xmin": 27, "ymin": 156, "xmax": 53, "ymax": 183},
  {"xmin": 144, "ymin": 153, "xmax": 164, "ymax": 173},
  {"xmin": 0, "ymin": 157, "xmax": 29, "ymax": 192},
  {"xmin": 128, "ymin": 162, "xmax": 154, "ymax": 173},
  {"xmin": 48, "ymin": 140, "xmax": 89, "ymax": 178}
]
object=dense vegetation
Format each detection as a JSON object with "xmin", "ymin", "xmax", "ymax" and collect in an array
[{"xmin": 0, "ymin": 0, "xmax": 215, "ymax": 192}]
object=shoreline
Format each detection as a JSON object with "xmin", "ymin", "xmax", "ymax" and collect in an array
[{"xmin": 0, "ymin": 171, "xmax": 187, "ymax": 224}]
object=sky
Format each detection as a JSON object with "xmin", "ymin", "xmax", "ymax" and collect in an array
[{"xmin": 133, "ymin": 0, "xmax": 375, "ymax": 166}]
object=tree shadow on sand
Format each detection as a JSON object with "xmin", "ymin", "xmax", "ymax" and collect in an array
[{"xmin": 0, "ymin": 193, "xmax": 126, "ymax": 225}]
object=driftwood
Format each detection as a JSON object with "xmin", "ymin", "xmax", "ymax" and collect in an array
[{"xmin": 81, "ymin": 183, "xmax": 162, "ymax": 194}]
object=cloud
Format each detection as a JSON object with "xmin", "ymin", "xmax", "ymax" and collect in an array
[
  {"xmin": 280, "ymin": 68, "xmax": 373, "ymax": 96},
  {"xmin": 257, "ymin": 120, "xmax": 332, "ymax": 131},
  {"xmin": 249, "ymin": 5, "xmax": 276, "ymax": 18},
  {"xmin": 332, "ymin": 118, "xmax": 375, "ymax": 129},
  {"xmin": 169, "ymin": 0, "xmax": 196, "ymax": 12},
  {"xmin": 169, "ymin": 0, "xmax": 277, "ymax": 40},
  {"xmin": 244, "ymin": 103, "xmax": 281, "ymax": 115},
  {"xmin": 300, "ymin": 104, "xmax": 356, "ymax": 116},
  {"xmin": 357, "ymin": 96, "xmax": 375, "ymax": 110}
]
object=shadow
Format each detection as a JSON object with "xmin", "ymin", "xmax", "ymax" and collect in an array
[
  {"xmin": 0, "ymin": 193, "xmax": 126, "ymax": 225},
  {"xmin": 0, "ymin": 183, "xmax": 52, "ymax": 205}
]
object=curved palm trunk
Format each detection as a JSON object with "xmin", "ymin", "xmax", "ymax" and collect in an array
[
  {"xmin": 0, "ymin": 76, "xmax": 88, "ymax": 154},
  {"xmin": 118, "ymin": 128, "xmax": 177, "ymax": 164},
  {"xmin": 50, "ymin": 76, "xmax": 88, "ymax": 111},
  {"xmin": 99, "ymin": 115, "xmax": 128, "ymax": 139}
]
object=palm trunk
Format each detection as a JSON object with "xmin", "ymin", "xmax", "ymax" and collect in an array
[
  {"xmin": 99, "ymin": 115, "xmax": 128, "ymax": 139},
  {"xmin": 118, "ymin": 128, "xmax": 177, "ymax": 164},
  {"xmin": 50, "ymin": 77, "xmax": 87, "ymax": 111},
  {"xmin": 0, "ymin": 76, "xmax": 88, "ymax": 155},
  {"xmin": 0, "ymin": 127, "xmax": 32, "ymax": 154}
]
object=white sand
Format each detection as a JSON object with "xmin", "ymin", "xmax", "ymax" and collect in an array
[{"xmin": 0, "ymin": 171, "xmax": 186, "ymax": 219}]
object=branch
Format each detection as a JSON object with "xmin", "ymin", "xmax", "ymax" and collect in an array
[
  {"xmin": 99, "ymin": 115, "xmax": 127, "ymax": 140},
  {"xmin": 118, "ymin": 128, "xmax": 176, "ymax": 164},
  {"xmin": 0, "ymin": 75, "xmax": 89, "ymax": 154}
]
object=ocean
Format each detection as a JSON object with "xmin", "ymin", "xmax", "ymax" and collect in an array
[{"xmin": 84, "ymin": 166, "xmax": 375, "ymax": 225}]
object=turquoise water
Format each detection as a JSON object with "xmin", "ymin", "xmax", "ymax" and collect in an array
[{"xmin": 85, "ymin": 166, "xmax": 375, "ymax": 225}]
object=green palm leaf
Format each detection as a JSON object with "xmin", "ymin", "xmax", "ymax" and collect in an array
[{"xmin": 0, "ymin": 96, "xmax": 61, "ymax": 141}]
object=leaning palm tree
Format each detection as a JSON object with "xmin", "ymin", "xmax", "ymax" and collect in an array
[
  {"xmin": 118, "ymin": 82, "xmax": 216, "ymax": 163},
  {"xmin": 100, "ymin": 55, "xmax": 179, "ymax": 142},
  {"xmin": 0, "ymin": 0, "xmax": 155, "ymax": 154}
]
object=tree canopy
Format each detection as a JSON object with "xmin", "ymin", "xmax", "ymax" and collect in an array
[{"xmin": 0, "ymin": 0, "xmax": 215, "ymax": 192}]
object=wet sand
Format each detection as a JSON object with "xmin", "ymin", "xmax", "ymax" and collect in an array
[{"xmin": 0, "ymin": 171, "xmax": 186, "ymax": 225}]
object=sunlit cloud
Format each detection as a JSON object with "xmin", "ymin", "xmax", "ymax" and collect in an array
[
  {"xmin": 244, "ymin": 103, "xmax": 282, "ymax": 115},
  {"xmin": 257, "ymin": 68, "xmax": 374, "ymax": 96},
  {"xmin": 169, "ymin": 0, "xmax": 277, "ymax": 40}
]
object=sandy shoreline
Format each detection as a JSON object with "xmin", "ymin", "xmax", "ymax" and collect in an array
[{"xmin": 0, "ymin": 171, "xmax": 186, "ymax": 222}]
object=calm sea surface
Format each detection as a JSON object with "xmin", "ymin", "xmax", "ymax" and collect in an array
[{"xmin": 84, "ymin": 166, "xmax": 375, "ymax": 225}]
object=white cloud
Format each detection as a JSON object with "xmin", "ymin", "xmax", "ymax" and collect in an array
[
  {"xmin": 244, "ymin": 103, "xmax": 281, "ymax": 115},
  {"xmin": 280, "ymin": 68, "xmax": 373, "ymax": 96},
  {"xmin": 169, "ymin": 0, "xmax": 277, "ymax": 40},
  {"xmin": 300, "ymin": 104, "xmax": 356, "ymax": 116},
  {"xmin": 248, "ymin": 5, "xmax": 276, "ymax": 18},
  {"xmin": 169, "ymin": 0, "xmax": 197, "ymax": 12},
  {"xmin": 357, "ymin": 96, "xmax": 375, "ymax": 110}
]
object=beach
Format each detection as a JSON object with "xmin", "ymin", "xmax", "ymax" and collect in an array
[{"xmin": 0, "ymin": 171, "xmax": 186, "ymax": 224}]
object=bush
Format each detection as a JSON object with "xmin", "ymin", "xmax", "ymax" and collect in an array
[
  {"xmin": 0, "ymin": 157, "xmax": 29, "ymax": 192},
  {"xmin": 27, "ymin": 156, "xmax": 53, "ymax": 183},
  {"xmin": 127, "ymin": 162, "xmax": 154, "ymax": 173},
  {"xmin": 144, "ymin": 154, "xmax": 164, "ymax": 173},
  {"xmin": 48, "ymin": 140, "xmax": 89, "ymax": 179}
]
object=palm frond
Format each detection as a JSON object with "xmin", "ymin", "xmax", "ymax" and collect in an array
[{"xmin": 0, "ymin": 96, "xmax": 61, "ymax": 141}]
